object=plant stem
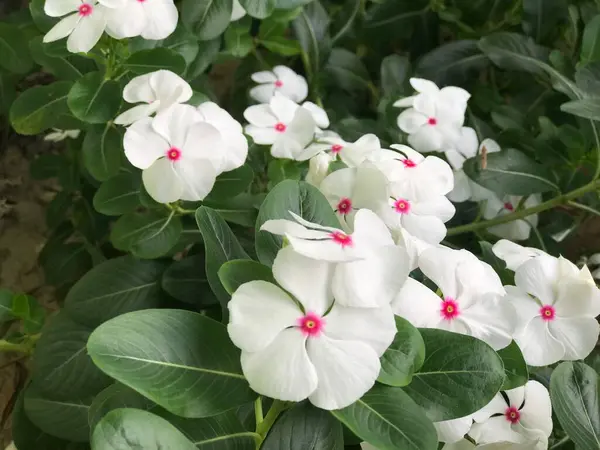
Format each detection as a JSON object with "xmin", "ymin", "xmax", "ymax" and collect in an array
[
  {"xmin": 256, "ymin": 400, "xmax": 287, "ymax": 440},
  {"xmin": 447, "ymin": 180, "xmax": 600, "ymax": 236},
  {"xmin": 254, "ymin": 397, "xmax": 264, "ymax": 429},
  {"xmin": 0, "ymin": 340, "xmax": 33, "ymax": 354},
  {"xmin": 549, "ymin": 436, "xmax": 571, "ymax": 449}
]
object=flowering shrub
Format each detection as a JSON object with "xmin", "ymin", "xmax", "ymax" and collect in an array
[{"xmin": 0, "ymin": 0, "xmax": 599, "ymax": 449}]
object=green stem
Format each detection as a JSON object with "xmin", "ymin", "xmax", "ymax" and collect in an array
[
  {"xmin": 447, "ymin": 180, "xmax": 600, "ymax": 236},
  {"xmin": 256, "ymin": 400, "xmax": 287, "ymax": 441},
  {"xmin": 549, "ymin": 436, "xmax": 571, "ymax": 449},
  {"xmin": 254, "ymin": 397, "xmax": 264, "ymax": 429},
  {"xmin": 0, "ymin": 339, "xmax": 33, "ymax": 354}
]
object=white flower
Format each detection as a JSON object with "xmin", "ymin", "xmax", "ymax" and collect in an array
[
  {"xmin": 492, "ymin": 240, "xmax": 546, "ymax": 271},
  {"xmin": 300, "ymin": 132, "xmax": 381, "ymax": 167},
  {"xmin": 260, "ymin": 209, "xmax": 409, "ymax": 308},
  {"xmin": 506, "ymin": 254, "xmax": 600, "ymax": 366},
  {"xmin": 244, "ymin": 94, "xmax": 316, "ymax": 159},
  {"xmin": 250, "ymin": 66, "xmax": 308, "ymax": 104},
  {"xmin": 227, "ymin": 246, "xmax": 397, "ymax": 410},
  {"xmin": 435, "ymin": 416, "xmax": 475, "ymax": 444},
  {"xmin": 585, "ymin": 253, "xmax": 600, "ymax": 280},
  {"xmin": 123, "ymin": 103, "xmax": 247, "ymax": 203},
  {"xmin": 114, "ymin": 70, "xmax": 193, "ymax": 126},
  {"xmin": 481, "ymin": 194, "xmax": 541, "ymax": 241},
  {"xmin": 392, "ymin": 246, "xmax": 515, "ymax": 350},
  {"xmin": 44, "ymin": 128, "xmax": 81, "ymax": 142},
  {"xmin": 394, "ymin": 78, "xmax": 470, "ymax": 152},
  {"xmin": 442, "ymin": 439, "xmax": 547, "ymax": 450},
  {"xmin": 305, "ymin": 152, "xmax": 333, "ymax": 187},
  {"xmin": 43, "ymin": 0, "xmax": 123, "ymax": 53},
  {"xmin": 105, "ymin": 0, "xmax": 178, "ymax": 40},
  {"xmin": 470, "ymin": 381, "xmax": 552, "ymax": 446},
  {"xmin": 231, "ymin": 0, "xmax": 246, "ymax": 21}
]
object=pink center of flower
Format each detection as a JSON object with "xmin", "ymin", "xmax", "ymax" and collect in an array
[
  {"xmin": 136, "ymin": 0, "xmax": 146, "ymax": 2},
  {"xmin": 78, "ymin": 2, "xmax": 93, "ymax": 16},
  {"xmin": 402, "ymin": 159, "xmax": 417, "ymax": 168},
  {"xmin": 337, "ymin": 198, "xmax": 352, "ymax": 215},
  {"xmin": 394, "ymin": 198, "xmax": 411, "ymax": 214},
  {"xmin": 331, "ymin": 144, "xmax": 343, "ymax": 154},
  {"xmin": 428, "ymin": 117, "xmax": 437, "ymax": 125},
  {"xmin": 505, "ymin": 407, "xmax": 521, "ymax": 424},
  {"xmin": 440, "ymin": 298, "xmax": 459, "ymax": 320},
  {"xmin": 274, "ymin": 80, "xmax": 283, "ymax": 88},
  {"xmin": 274, "ymin": 122, "xmax": 286, "ymax": 133},
  {"xmin": 504, "ymin": 202, "xmax": 514, "ymax": 211},
  {"xmin": 540, "ymin": 305, "xmax": 556, "ymax": 321},
  {"xmin": 330, "ymin": 231, "xmax": 353, "ymax": 247},
  {"xmin": 298, "ymin": 312, "xmax": 324, "ymax": 337},
  {"xmin": 166, "ymin": 147, "xmax": 181, "ymax": 161}
]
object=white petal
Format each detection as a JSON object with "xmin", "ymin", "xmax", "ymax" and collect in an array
[
  {"xmin": 43, "ymin": 13, "xmax": 79, "ymax": 43},
  {"xmin": 228, "ymin": 280, "xmax": 301, "ymax": 352},
  {"xmin": 44, "ymin": 0, "xmax": 80, "ymax": 17},
  {"xmin": 123, "ymin": 117, "xmax": 169, "ymax": 169},
  {"xmin": 105, "ymin": 1, "xmax": 145, "ymax": 38},
  {"xmin": 174, "ymin": 159, "xmax": 218, "ymax": 201},
  {"xmin": 152, "ymin": 104, "xmax": 202, "ymax": 148},
  {"xmin": 549, "ymin": 317, "xmax": 599, "ymax": 361},
  {"xmin": 414, "ymin": 93, "xmax": 436, "ymax": 118},
  {"xmin": 307, "ymin": 335, "xmax": 380, "ymax": 410},
  {"xmin": 324, "ymin": 303, "xmax": 397, "ymax": 355},
  {"xmin": 272, "ymin": 247, "xmax": 334, "ymax": 315},
  {"xmin": 230, "ymin": 0, "xmax": 246, "ymax": 20},
  {"xmin": 439, "ymin": 86, "xmax": 471, "ymax": 106},
  {"xmin": 417, "ymin": 156, "xmax": 455, "ymax": 196},
  {"xmin": 302, "ymin": 101, "xmax": 329, "ymax": 128},
  {"xmin": 249, "ymin": 84, "xmax": 276, "ymax": 104},
  {"xmin": 274, "ymin": 66, "xmax": 308, "ymax": 103},
  {"xmin": 260, "ymin": 218, "xmax": 328, "ymax": 240},
  {"xmin": 140, "ymin": 0, "xmax": 178, "ymax": 40},
  {"xmin": 142, "ymin": 158, "xmax": 183, "ymax": 203},
  {"xmin": 391, "ymin": 278, "xmax": 442, "ymax": 327},
  {"xmin": 519, "ymin": 381, "xmax": 552, "ymax": 437},
  {"xmin": 554, "ymin": 277, "xmax": 598, "ymax": 317},
  {"xmin": 492, "ymin": 240, "xmax": 545, "ymax": 271},
  {"xmin": 150, "ymin": 70, "xmax": 193, "ymax": 106},
  {"xmin": 453, "ymin": 126, "xmax": 479, "ymax": 158},
  {"xmin": 408, "ymin": 127, "xmax": 443, "ymax": 152},
  {"xmin": 197, "ymin": 101, "xmax": 243, "ymax": 134},
  {"xmin": 419, "ymin": 247, "xmax": 470, "ymax": 298},
  {"xmin": 393, "ymin": 95, "xmax": 416, "ymax": 107},
  {"xmin": 514, "ymin": 256, "xmax": 559, "ymax": 305},
  {"xmin": 67, "ymin": 9, "xmax": 107, "ymax": 54},
  {"xmin": 472, "ymin": 394, "xmax": 508, "ymax": 422},
  {"xmin": 241, "ymin": 328, "xmax": 318, "ymax": 402},
  {"xmin": 514, "ymin": 316, "xmax": 565, "ymax": 366},
  {"xmin": 435, "ymin": 417, "xmax": 473, "ymax": 444},
  {"xmin": 397, "ymin": 109, "xmax": 427, "ymax": 134},
  {"xmin": 460, "ymin": 294, "xmax": 516, "ymax": 350},
  {"xmin": 98, "ymin": 0, "xmax": 126, "ymax": 8},
  {"xmin": 447, "ymin": 170, "xmax": 472, "ymax": 203},
  {"xmin": 251, "ymin": 70, "xmax": 277, "ymax": 83},
  {"xmin": 441, "ymin": 440, "xmax": 476, "ymax": 450},
  {"xmin": 245, "ymin": 125, "xmax": 278, "ymax": 144},
  {"xmin": 489, "ymin": 220, "xmax": 533, "ymax": 241},
  {"xmin": 283, "ymin": 107, "xmax": 316, "ymax": 154},
  {"xmin": 481, "ymin": 138, "xmax": 501, "ymax": 154},
  {"xmin": 270, "ymin": 93, "xmax": 299, "ymax": 123},
  {"xmin": 305, "ymin": 152, "xmax": 332, "ymax": 187},
  {"xmin": 243, "ymin": 105, "xmax": 277, "ymax": 127},
  {"xmin": 342, "ymin": 134, "xmax": 380, "ymax": 167},
  {"xmin": 410, "ymin": 196, "xmax": 455, "ymax": 222},
  {"xmin": 114, "ymin": 103, "xmax": 158, "ymax": 125},
  {"xmin": 505, "ymin": 285, "xmax": 544, "ymax": 326},
  {"xmin": 410, "ymin": 78, "xmax": 439, "ymax": 94},
  {"xmin": 122, "ymin": 73, "xmax": 154, "ymax": 103},
  {"xmin": 402, "ymin": 212, "xmax": 447, "ymax": 245},
  {"xmin": 469, "ymin": 417, "xmax": 524, "ymax": 445},
  {"xmin": 445, "ymin": 149, "xmax": 466, "ymax": 170},
  {"xmin": 182, "ymin": 122, "xmax": 224, "ymax": 165},
  {"xmin": 352, "ymin": 208, "xmax": 395, "ymax": 248}
]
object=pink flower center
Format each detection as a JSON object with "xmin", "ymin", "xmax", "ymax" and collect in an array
[
  {"xmin": 274, "ymin": 122, "xmax": 286, "ymax": 133},
  {"xmin": 78, "ymin": 2, "xmax": 93, "ymax": 16},
  {"xmin": 505, "ymin": 407, "xmax": 521, "ymax": 424},
  {"xmin": 298, "ymin": 312, "xmax": 324, "ymax": 337},
  {"xmin": 274, "ymin": 80, "xmax": 283, "ymax": 88},
  {"xmin": 428, "ymin": 117, "xmax": 437, "ymax": 125},
  {"xmin": 330, "ymin": 231, "xmax": 353, "ymax": 247},
  {"xmin": 440, "ymin": 298, "xmax": 459, "ymax": 320},
  {"xmin": 394, "ymin": 198, "xmax": 411, "ymax": 214},
  {"xmin": 402, "ymin": 159, "xmax": 417, "ymax": 168},
  {"xmin": 166, "ymin": 147, "xmax": 181, "ymax": 161},
  {"xmin": 504, "ymin": 202, "xmax": 514, "ymax": 211},
  {"xmin": 540, "ymin": 305, "xmax": 555, "ymax": 321},
  {"xmin": 337, "ymin": 198, "xmax": 352, "ymax": 215},
  {"xmin": 331, "ymin": 144, "xmax": 343, "ymax": 154},
  {"xmin": 137, "ymin": 0, "xmax": 146, "ymax": 2}
]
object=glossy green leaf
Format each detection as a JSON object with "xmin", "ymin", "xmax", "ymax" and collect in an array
[
  {"xmin": 124, "ymin": 48, "xmax": 187, "ymax": 75},
  {"xmin": 403, "ymin": 329, "xmax": 505, "ymax": 421},
  {"xmin": 378, "ymin": 316, "xmax": 425, "ymax": 387},
  {"xmin": 262, "ymin": 402, "xmax": 343, "ymax": 450},
  {"xmin": 550, "ymin": 362, "xmax": 600, "ymax": 450},
  {"xmin": 496, "ymin": 341, "xmax": 528, "ymax": 391},
  {"xmin": 416, "ymin": 40, "xmax": 488, "ymax": 86},
  {"xmin": 522, "ymin": 0, "xmax": 567, "ymax": 43},
  {"xmin": 261, "ymin": 36, "xmax": 302, "ymax": 55},
  {"xmin": 206, "ymin": 164, "xmax": 254, "ymax": 201},
  {"xmin": 202, "ymin": 194, "xmax": 259, "ymax": 227},
  {"xmin": 582, "ymin": 15, "xmax": 600, "ymax": 66},
  {"xmin": 110, "ymin": 210, "xmax": 183, "ymax": 259},
  {"xmin": 29, "ymin": 36, "xmax": 83, "ymax": 80},
  {"xmin": 64, "ymin": 255, "xmax": 166, "ymax": 328},
  {"xmin": 239, "ymin": 0, "xmax": 276, "ymax": 19},
  {"xmin": 41, "ymin": 241, "xmax": 92, "ymax": 287},
  {"xmin": 89, "ymin": 383, "xmax": 156, "ymax": 431},
  {"xmin": 325, "ymin": 48, "xmax": 370, "ymax": 92},
  {"xmin": 0, "ymin": 23, "xmax": 33, "ymax": 73},
  {"xmin": 218, "ymin": 259, "xmax": 275, "ymax": 295},
  {"xmin": 67, "ymin": 72, "xmax": 121, "ymax": 124},
  {"xmin": 29, "ymin": 0, "xmax": 58, "ymax": 32},
  {"xmin": 380, "ymin": 54, "xmax": 410, "ymax": 96},
  {"xmin": 275, "ymin": 0, "xmax": 313, "ymax": 8},
  {"xmin": 364, "ymin": 0, "xmax": 429, "ymax": 31},
  {"xmin": 332, "ymin": 384, "xmax": 437, "ymax": 450},
  {"xmin": 292, "ymin": 1, "xmax": 331, "ymax": 76},
  {"xmin": 224, "ymin": 23, "xmax": 254, "ymax": 58},
  {"xmin": 129, "ymin": 25, "xmax": 200, "ymax": 67},
  {"xmin": 255, "ymin": 180, "xmax": 340, "ymax": 266},
  {"xmin": 561, "ymin": 98, "xmax": 600, "ymax": 121},
  {"xmin": 161, "ymin": 253, "xmax": 219, "ymax": 306},
  {"xmin": 93, "ymin": 172, "xmax": 142, "ymax": 216},
  {"xmin": 463, "ymin": 148, "xmax": 559, "ymax": 195},
  {"xmin": 185, "ymin": 37, "xmax": 221, "ymax": 79},
  {"xmin": 0, "ymin": 72, "xmax": 17, "ymax": 114},
  {"xmin": 88, "ymin": 309, "xmax": 256, "ymax": 417},
  {"xmin": 182, "ymin": 0, "xmax": 233, "ymax": 41},
  {"xmin": 82, "ymin": 124, "xmax": 123, "ymax": 181}
]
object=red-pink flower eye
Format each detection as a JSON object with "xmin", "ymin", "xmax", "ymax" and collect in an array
[
  {"xmin": 330, "ymin": 231, "xmax": 353, "ymax": 247},
  {"xmin": 274, "ymin": 80, "xmax": 283, "ymax": 88},
  {"xmin": 440, "ymin": 298, "xmax": 459, "ymax": 320},
  {"xmin": 78, "ymin": 2, "xmax": 93, "ymax": 16},
  {"xmin": 166, "ymin": 147, "xmax": 181, "ymax": 161},
  {"xmin": 504, "ymin": 407, "xmax": 521, "ymax": 424},
  {"xmin": 274, "ymin": 122, "xmax": 286, "ymax": 132},
  {"xmin": 297, "ymin": 312, "xmax": 325, "ymax": 337},
  {"xmin": 336, "ymin": 198, "xmax": 352, "ymax": 215},
  {"xmin": 331, "ymin": 144, "xmax": 343, "ymax": 154},
  {"xmin": 504, "ymin": 202, "xmax": 514, "ymax": 211},
  {"xmin": 394, "ymin": 199, "xmax": 411, "ymax": 214},
  {"xmin": 402, "ymin": 159, "xmax": 416, "ymax": 168},
  {"xmin": 428, "ymin": 117, "xmax": 437, "ymax": 125},
  {"xmin": 540, "ymin": 305, "xmax": 555, "ymax": 321}
]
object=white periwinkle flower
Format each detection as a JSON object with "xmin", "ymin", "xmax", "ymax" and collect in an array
[
  {"xmin": 250, "ymin": 66, "xmax": 308, "ymax": 104},
  {"xmin": 301, "ymin": 132, "xmax": 381, "ymax": 168},
  {"xmin": 435, "ymin": 416, "xmax": 475, "ymax": 444},
  {"xmin": 492, "ymin": 240, "xmax": 546, "ymax": 271},
  {"xmin": 442, "ymin": 439, "xmax": 547, "ymax": 450},
  {"xmin": 505, "ymin": 254, "xmax": 600, "ymax": 366},
  {"xmin": 392, "ymin": 246, "xmax": 515, "ymax": 350},
  {"xmin": 114, "ymin": 70, "xmax": 193, "ymax": 125},
  {"xmin": 481, "ymin": 194, "xmax": 541, "ymax": 241},
  {"xmin": 470, "ymin": 381, "xmax": 552, "ymax": 446},
  {"xmin": 305, "ymin": 152, "xmax": 333, "ymax": 188},
  {"xmin": 123, "ymin": 103, "xmax": 247, "ymax": 203},
  {"xmin": 105, "ymin": 0, "xmax": 178, "ymax": 40},
  {"xmin": 231, "ymin": 0, "xmax": 246, "ymax": 21},
  {"xmin": 227, "ymin": 247, "xmax": 397, "ymax": 410},
  {"xmin": 394, "ymin": 78, "xmax": 470, "ymax": 152},
  {"xmin": 44, "ymin": 128, "xmax": 81, "ymax": 142}
]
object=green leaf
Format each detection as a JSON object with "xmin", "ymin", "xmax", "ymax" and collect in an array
[
  {"xmin": 575, "ymin": 62, "xmax": 600, "ymax": 94},
  {"xmin": 10, "ymin": 81, "xmax": 73, "ymax": 135},
  {"xmin": 561, "ymin": 98, "xmax": 600, "ymax": 121},
  {"xmin": 378, "ymin": 316, "xmax": 425, "ymax": 387},
  {"xmin": 185, "ymin": 37, "xmax": 221, "ymax": 79},
  {"xmin": 161, "ymin": 253, "xmax": 219, "ymax": 306},
  {"xmin": 64, "ymin": 255, "xmax": 166, "ymax": 328},
  {"xmin": 0, "ymin": 72, "xmax": 17, "ymax": 114},
  {"xmin": 206, "ymin": 164, "xmax": 254, "ymax": 201},
  {"xmin": 496, "ymin": 341, "xmax": 528, "ymax": 391},
  {"xmin": 24, "ymin": 384, "xmax": 92, "ymax": 443},
  {"xmin": 403, "ymin": 329, "xmax": 505, "ymax": 421},
  {"xmin": 0, "ymin": 23, "xmax": 33, "ymax": 73},
  {"xmin": 182, "ymin": 0, "xmax": 233, "ymax": 41},
  {"xmin": 202, "ymin": 194, "xmax": 259, "ymax": 227},
  {"xmin": 89, "ymin": 384, "xmax": 156, "ymax": 431},
  {"xmin": 582, "ymin": 15, "xmax": 600, "ymax": 66},
  {"xmin": 275, "ymin": 0, "xmax": 313, "ymax": 8},
  {"xmin": 88, "ymin": 309, "xmax": 256, "ymax": 418},
  {"xmin": 67, "ymin": 72, "xmax": 121, "ymax": 124},
  {"xmin": 29, "ymin": 37, "xmax": 83, "ymax": 81},
  {"xmin": 239, "ymin": 0, "xmax": 276, "ymax": 19},
  {"xmin": 29, "ymin": 0, "xmax": 58, "ymax": 32},
  {"xmin": 218, "ymin": 259, "xmax": 275, "ymax": 295},
  {"xmin": 261, "ymin": 36, "xmax": 302, "ymax": 55},
  {"xmin": 550, "ymin": 362, "xmax": 600, "ymax": 450},
  {"xmin": 93, "ymin": 172, "xmax": 142, "ymax": 216},
  {"xmin": 224, "ymin": 23, "xmax": 254, "ymax": 58},
  {"xmin": 41, "ymin": 241, "xmax": 92, "ymax": 287},
  {"xmin": 124, "ymin": 48, "xmax": 187, "ymax": 75},
  {"xmin": 463, "ymin": 148, "xmax": 559, "ymax": 196},
  {"xmin": 255, "ymin": 180, "xmax": 339, "ymax": 266},
  {"xmin": 92, "ymin": 408, "xmax": 197, "ymax": 450},
  {"xmin": 522, "ymin": 0, "xmax": 567, "ymax": 43},
  {"xmin": 195, "ymin": 206, "xmax": 250, "ymax": 317},
  {"xmin": 380, "ymin": 54, "xmax": 410, "ymax": 96},
  {"xmin": 0, "ymin": 288, "xmax": 13, "ymax": 323},
  {"xmin": 331, "ymin": 384, "xmax": 437, "ymax": 450},
  {"xmin": 129, "ymin": 24, "xmax": 200, "ymax": 67},
  {"xmin": 292, "ymin": 1, "xmax": 331, "ymax": 76},
  {"xmin": 82, "ymin": 124, "xmax": 123, "ymax": 181},
  {"xmin": 262, "ymin": 402, "xmax": 343, "ymax": 450},
  {"xmin": 325, "ymin": 48, "xmax": 370, "ymax": 92},
  {"xmin": 31, "ymin": 312, "xmax": 112, "ymax": 400},
  {"xmin": 110, "ymin": 210, "xmax": 183, "ymax": 259},
  {"xmin": 415, "ymin": 40, "xmax": 488, "ymax": 86},
  {"xmin": 364, "ymin": 0, "xmax": 429, "ymax": 31}
]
